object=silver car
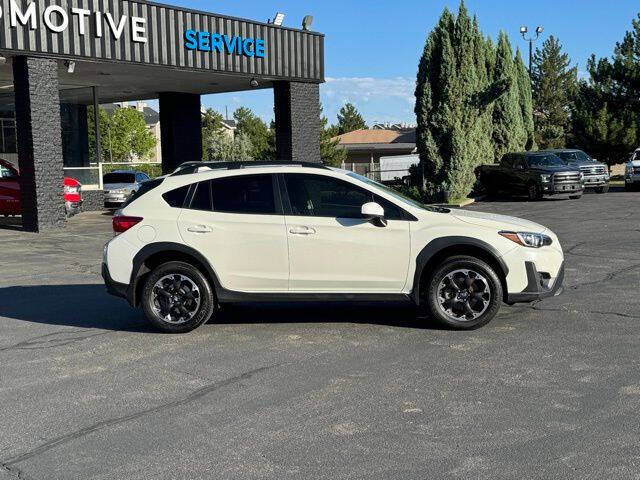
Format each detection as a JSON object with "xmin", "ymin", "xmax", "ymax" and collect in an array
[{"xmin": 103, "ymin": 170, "xmax": 150, "ymax": 208}]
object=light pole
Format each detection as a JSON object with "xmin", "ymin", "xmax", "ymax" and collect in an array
[{"xmin": 520, "ymin": 25, "xmax": 543, "ymax": 76}]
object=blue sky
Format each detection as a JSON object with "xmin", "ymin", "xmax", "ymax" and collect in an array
[{"xmin": 162, "ymin": 0, "xmax": 640, "ymax": 126}]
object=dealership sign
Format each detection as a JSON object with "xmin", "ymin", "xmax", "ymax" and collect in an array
[
  {"xmin": 184, "ymin": 29, "xmax": 265, "ymax": 58},
  {"xmin": 0, "ymin": 0, "xmax": 148, "ymax": 42}
]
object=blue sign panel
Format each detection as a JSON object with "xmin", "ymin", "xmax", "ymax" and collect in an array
[{"xmin": 184, "ymin": 29, "xmax": 265, "ymax": 58}]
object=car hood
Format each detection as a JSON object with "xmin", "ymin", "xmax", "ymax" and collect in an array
[
  {"xmin": 529, "ymin": 165, "xmax": 579, "ymax": 173},
  {"xmin": 104, "ymin": 183, "xmax": 135, "ymax": 191},
  {"xmin": 451, "ymin": 208, "xmax": 547, "ymax": 233}
]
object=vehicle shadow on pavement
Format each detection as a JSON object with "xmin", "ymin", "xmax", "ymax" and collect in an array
[
  {"xmin": 215, "ymin": 303, "xmax": 440, "ymax": 330},
  {"xmin": 0, "ymin": 284, "xmax": 151, "ymax": 332}
]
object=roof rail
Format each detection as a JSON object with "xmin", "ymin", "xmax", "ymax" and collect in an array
[{"xmin": 170, "ymin": 160, "xmax": 328, "ymax": 176}]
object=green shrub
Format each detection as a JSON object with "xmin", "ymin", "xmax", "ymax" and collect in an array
[{"xmin": 102, "ymin": 163, "xmax": 163, "ymax": 178}]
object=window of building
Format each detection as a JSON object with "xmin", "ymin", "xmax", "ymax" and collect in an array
[{"xmin": 0, "ymin": 118, "xmax": 17, "ymax": 153}]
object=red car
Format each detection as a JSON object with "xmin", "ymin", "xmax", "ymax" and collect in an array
[{"xmin": 0, "ymin": 158, "xmax": 82, "ymax": 217}]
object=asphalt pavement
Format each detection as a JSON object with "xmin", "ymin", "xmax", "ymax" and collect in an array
[{"xmin": 0, "ymin": 189, "xmax": 639, "ymax": 480}]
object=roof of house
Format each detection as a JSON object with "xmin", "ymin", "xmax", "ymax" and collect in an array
[
  {"xmin": 221, "ymin": 119, "xmax": 237, "ymax": 130},
  {"xmin": 332, "ymin": 129, "xmax": 416, "ymax": 146}
]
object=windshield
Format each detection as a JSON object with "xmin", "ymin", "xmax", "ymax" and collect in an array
[
  {"xmin": 345, "ymin": 171, "xmax": 448, "ymax": 213},
  {"xmin": 554, "ymin": 151, "xmax": 590, "ymax": 164},
  {"xmin": 526, "ymin": 154, "xmax": 565, "ymax": 168},
  {"xmin": 103, "ymin": 172, "xmax": 136, "ymax": 184}
]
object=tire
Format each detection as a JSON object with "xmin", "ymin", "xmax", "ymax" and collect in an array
[
  {"xmin": 569, "ymin": 194, "xmax": 582, "ymax": 200},
  {"xmin": 527, "ymin": 182, "xmax": 542, "ymax": 201},
  {"xmin": 595, "ymin": 185, "xmax": 609, "ymax": 194},
  {"xmin": 422, "ymin": 255, "xmax": 503, "ymax": 330},
  {"xmin": 141, "ymin": 261, "xmax": 215, "ymax": 333}
]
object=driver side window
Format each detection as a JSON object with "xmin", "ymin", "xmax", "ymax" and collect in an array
[
  {"xmin": 285, "ymin": 174, "xmax": 371, "ymax": 218},
  {"xmin": 284, "ymin": 174, "xmax": 405, "ymax": 220}
]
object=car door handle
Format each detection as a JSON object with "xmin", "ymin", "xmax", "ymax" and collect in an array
[
  {"xmin": 187, "ymin": 225, "xmax": 212, "ymax": 233},
  {"xmin": 289, "ymin": 226, "xmax": 316, "ymax": 235}
]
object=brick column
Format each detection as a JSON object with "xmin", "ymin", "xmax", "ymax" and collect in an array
[
  {"xmin": 13, "ymin": 56, "xmax": 65, "ymax": 232},
  {"xmin": 273, "ymin": 81, "xmax": 321, "ymax": 162},
  {"xmin": 159, "ymin": 92, "xmax": 202, "ymax": 174}
]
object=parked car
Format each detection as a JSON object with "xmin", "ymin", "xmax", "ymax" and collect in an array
[
  {"xmin": 542, "ymin": 149, "xmax": 609, "ymax": 193},
  {"xmin": 103, "ymin": 170, "xmax": 150, "ymax": 209},
  {"xmin": 476, "ymin": 152, "xmax": 584, "ymax": 201},
  {"xmin": 0, "ymin": 158, "xmax": 82, "ymax": 217},
  {"xmin": 625, "ymin": 149, "xmax": 640, "ymax": 191},
  {"xmin": 102, "ymin": 161, "xmax": 565, "ymax": 333}
]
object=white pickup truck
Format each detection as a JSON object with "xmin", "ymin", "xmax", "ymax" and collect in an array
[{"xmin": 625, "ymin": 149, "xmax": 640, "ymax": 191}]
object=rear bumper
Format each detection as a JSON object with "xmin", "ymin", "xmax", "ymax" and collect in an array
[
  {"xmin": 104, "ymin": 201, "xmax": 125, "ymax": 209},
  {"xmin": 102, "ymin": 263, "xmax": 132, "ymax": 304},
  {"xmin": 506, "ymin": 261, "xmax": 564, "ymax": 304}
]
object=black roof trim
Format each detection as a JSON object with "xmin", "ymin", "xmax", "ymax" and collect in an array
[{"xmin": 171, "ymin": 161, "xmax": 329, "ymax": 176}]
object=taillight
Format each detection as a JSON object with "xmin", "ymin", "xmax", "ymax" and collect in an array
[{"xmin": 112, "ymin": 215, "xmax": 143, "ymax": 233}]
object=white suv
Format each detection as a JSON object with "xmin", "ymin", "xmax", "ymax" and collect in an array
[{"xmin": 102, "ymin": 162, "xmax": 565, "ymax": 333}]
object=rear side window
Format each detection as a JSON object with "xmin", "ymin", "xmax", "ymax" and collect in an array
[
  {"xmin": 121, "ymin": 178, "xmax": 163, "ymax": 208},
  {"xmin": 190, "ymin": 181, "xmax": 212, "ymax": 211},
  {"xmin": 162, "ymin": 185, "xmax": 190, "ymax": 208},
  {"xmin": 104, "ymin": 172, "xmax": 135, "ymax": 184},
  {"xmin": 211, "ymin": 174, "xmax": 275, "ymax": 214}
]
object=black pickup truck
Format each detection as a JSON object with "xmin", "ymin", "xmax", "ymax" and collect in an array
[{"xmin": 476, "ymin": 151, "xmax": 584, "ymax": 201}]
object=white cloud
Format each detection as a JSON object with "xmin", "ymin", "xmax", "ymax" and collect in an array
[{"xmin": 321, "ymin": 76, "xmax": 415, "ymax": 105}]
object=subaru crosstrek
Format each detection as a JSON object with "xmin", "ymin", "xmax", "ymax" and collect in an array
[{"xmin": 102, "ymin": 161, "xmax": 565, "ymax": 333}]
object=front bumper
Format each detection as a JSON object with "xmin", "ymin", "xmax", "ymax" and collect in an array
[
  {"xmin": 625, "ymin": 173, "xmax": 640, "ymax": 184},
  {"xmin": 542, "ymin": 182, "xmax": 583, "ymax": 195},
  {"xmin": 102, "ymin": 263, "xmax": 131, "ymax": 303},
  {"xmin": 582, "ymin": 175, "xmax": 609, "ymax": 188},
  {"xmin": 506, "ymin": 261, "xmax": 564, "ymax": 304}
]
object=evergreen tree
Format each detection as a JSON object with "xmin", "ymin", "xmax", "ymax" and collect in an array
[
  {"xmin": 414, "ymin": 2, "xmax": 531, "ymax": 200},
  {"xmin": 336, "ymin": 103, "xmax": 367, "ymax": 134},
  {"xmin": 571, "ymin": 13, "xmax": 640, "ymax": 164},
  {"xmin": 491, "ymin": 31, "xmax": 526, "ymax": 161},
  {"xmin": 515, "ymin": 49, "xmax": 536, "ymax": 150},
  {"xmin": 531, "ymin": 36, "xmax": 577, "ymax": 148},
  {"xmin": 319, "ymin": 105, "xmax": 347, "ymax": 167}
]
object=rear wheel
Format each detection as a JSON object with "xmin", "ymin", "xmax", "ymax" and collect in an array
[
  {"xmin": 423, "ymin": 256, "xmax": 503, "ymax": 330},
  {"xmin": 141, "ymin": 261, "xmax": 215, "ymax": 333},
  {"xmin": 527, "ymin": 182, "xmax": 542, "ymax": 201}
]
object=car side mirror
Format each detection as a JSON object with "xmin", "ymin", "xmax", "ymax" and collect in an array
[{"xmin": 361, "ymin": 202, "xmax": 384, "ymax": 219}]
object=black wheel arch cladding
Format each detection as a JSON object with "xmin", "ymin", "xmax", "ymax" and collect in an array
[{"xmin": 411, "ymin": 236, "xmax": 509, "ymax": 306}]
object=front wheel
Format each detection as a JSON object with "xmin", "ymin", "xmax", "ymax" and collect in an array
[
  {"xmin": 527, "ymin": 183, "xmax": 542, "ymax": 201},
  {"xmin": 423, "ymin": 256, "xmax": 503, "ymax": 330},
  {"xmin": 595, "ymin": 185, "xmax": 609, "ymax": 194},
  {"xmin": 569, "ymin": 194, "xmax": 583, "ymax": 200},
  {"xmin": 141, "ymin": 261, "xmax": 215, "ymax": 333}
]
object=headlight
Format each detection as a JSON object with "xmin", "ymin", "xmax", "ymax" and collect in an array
[
  {"xmin": 499, "ymin": 231, "xmax": 553, "ymax": 248},
  {"xmin": 540, "ymin": 174, "xmax": 551, "ymax": 183}
]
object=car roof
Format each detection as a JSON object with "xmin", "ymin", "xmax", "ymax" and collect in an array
[
  {"xmin": 540, "ymin": 149, "xmax": 582, "ymax": 153},
  {"xmin": 170, "ymin": 160, "xmax": 329, "ymax": 176}
]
